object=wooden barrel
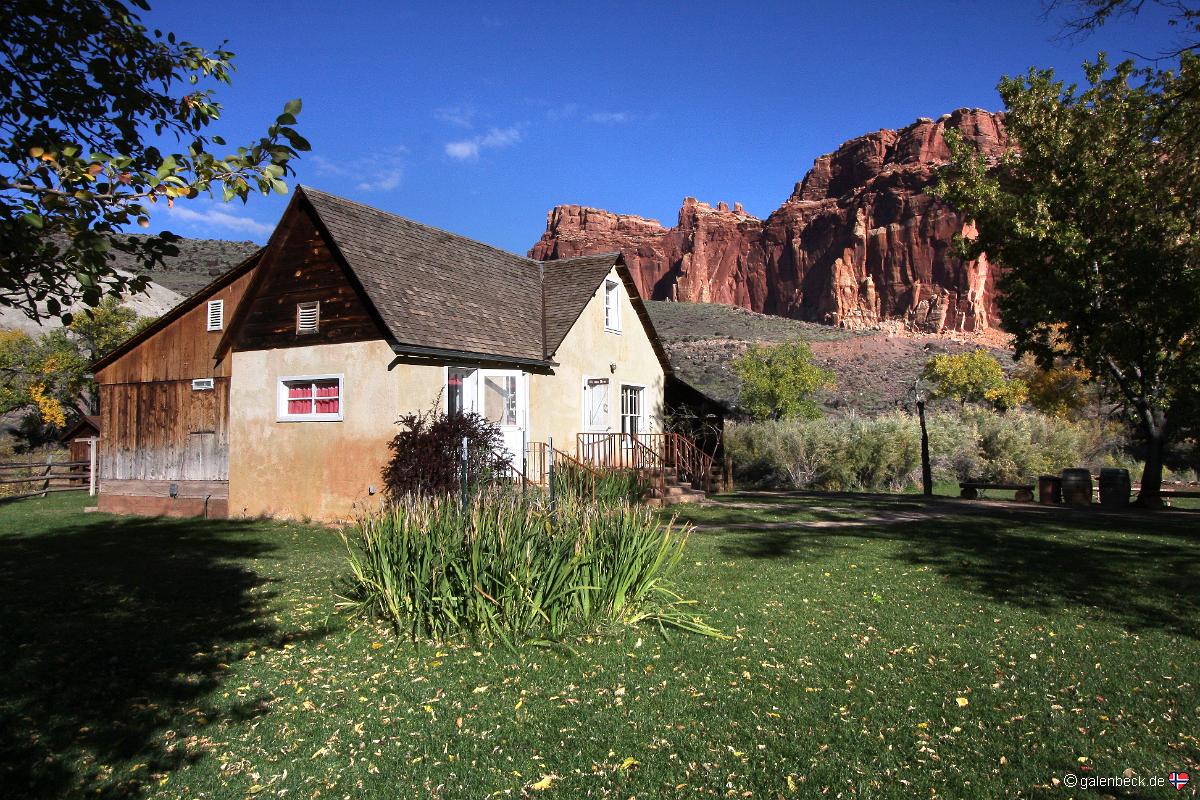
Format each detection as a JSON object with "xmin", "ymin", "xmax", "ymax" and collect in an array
[
  {"xmin": 1098, "ymin": 468, "xmax": 1131, "ymax": 507},
  {"xmin": 1038, "ymin": 475, "xmax": 1062, "ymax": 504},
  {"xmin": 1061, "ymin": 468, "xmax": 1092, "ymax": 506}
]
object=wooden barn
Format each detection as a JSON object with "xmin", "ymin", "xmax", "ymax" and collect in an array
[{"xmin": 91, "ymin": 252, "xmax": 261, "ymax": 517}]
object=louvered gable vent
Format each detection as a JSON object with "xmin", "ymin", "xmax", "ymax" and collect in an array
[
  {"xmin": 296, "ymin": 301, "xmax": 320, "ymax": 334},
  {"xmin": 206, "ymin": 299, "xmax": 224, "ymax": 331}
]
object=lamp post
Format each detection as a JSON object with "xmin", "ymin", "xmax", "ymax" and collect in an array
[{"xmin": 910, "ymin": 379, "xmax": 933, "ymax": 497}]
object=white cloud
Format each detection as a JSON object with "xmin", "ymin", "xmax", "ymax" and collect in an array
[
  {"xmin": 355, "ymin": 168, "xmax": 404, "ymax": 192},
  {"xmin": 445, "ymin": 140, "xmax": 481, "ymax": 160},
  {"xmin": 306, "ymin": 148, "xmax": 408, "ymax": 192},
  {"xmin": 309, "ymin": 154, "xmax": 350, "ymax": 177},
  {"xmin": 434, "ymin": 105, "xmax": 476, "ymax": 128},
  {"xmin": 165, "ymin": 204, "xmax": 274, "ymax": 237},
  {"xmin": 545, "ymin": 103, "xmax": 579, "ymax": 121},
  {"xmin": 444, "ymin": 126, "xmax": 523, "ymax": 161},
  {"xmin": 589, "ymin": 111, "xmax": 631, "ymax": 124}
]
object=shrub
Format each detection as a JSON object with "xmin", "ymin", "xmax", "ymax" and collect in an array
[
  {"xmin": 381, "ymin": 407, "xmax": 511, "ymax": 500},
  {"xmin": 340, "ymin": 491, "xmax": 723, "ymax": 644},
  {"xmin": 732, "ymin": 339, "xmax": 835, "ymax": 420},
  {"xmin": 726, "ymin": 408, "xmax": 1105, "ymax": 492}
]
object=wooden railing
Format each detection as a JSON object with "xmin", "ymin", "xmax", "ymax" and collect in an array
[
  {"xmin": 0, "ymin": 457, "xmax": 94, "ymax": 502},
  {"xmin": 524, "ymin": 441, "xmax": 612, "ymax": 500},
  {"xmin": 576, "ymin": 432, "xmax": 716, "ymax": 493}
]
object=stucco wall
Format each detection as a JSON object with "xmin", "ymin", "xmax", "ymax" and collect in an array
[
  {"xmin": 528, "ymin": 267, "xmax": 665, "ymax": 449},
  {"xmin": 227, "ymin": 341, "xmax": 442, "ymax": 520}
]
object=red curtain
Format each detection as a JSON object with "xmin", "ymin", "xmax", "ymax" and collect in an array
[
  {"xmin": 287, "ymin": 383, "xmax": 313, "ymax": 414},
  {"xmin": 314, "ymin": 380, "xmax": 340, "ymax": 414}
]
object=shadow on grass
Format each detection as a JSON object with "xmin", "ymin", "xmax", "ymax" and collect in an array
[
  {"xmin": 697, "ymin": 491, "xmax": 1200, "ymax": 640},
  {"xmin": 0, "ymin": 514, "xmax": 309, "ymax": 799}
]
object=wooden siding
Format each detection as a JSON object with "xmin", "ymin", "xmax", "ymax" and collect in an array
[
  {"xmin": 95, "ymin": 267, "xmax": 257, "ymax": 384},
  {"xmin": 99, "ymin": 379, "xmax": 230, "ymax": 481},
  {"xmin": 233, "ymin": 208, "xmax": 385, "ymax": 352}
]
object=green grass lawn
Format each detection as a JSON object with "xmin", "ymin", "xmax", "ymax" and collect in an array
[{"xmin": 1, "ymin": 492, "xmax": 1197, "ymax": 799}]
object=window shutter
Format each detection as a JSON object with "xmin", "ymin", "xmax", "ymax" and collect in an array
[
  {"xmin": 206, "ymin": 299, "xmax": 224, "ymax": 331},
  {"xmin": 296, "ymin": 301, "xmax": 320, "ymax": 334}
]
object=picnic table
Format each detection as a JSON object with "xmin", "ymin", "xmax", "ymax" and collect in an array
[{"xmin": 959, "ymin": 481, "xmax": 1035, "ymax": 502}]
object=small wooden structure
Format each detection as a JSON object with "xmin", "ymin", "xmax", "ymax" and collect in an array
[{"xmin": 57, "ymin": 415, "xmax": 100, "ymax": 463}]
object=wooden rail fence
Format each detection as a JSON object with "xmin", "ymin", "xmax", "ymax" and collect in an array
[{"xmin": 0, "ymin": 452, "xmax": 95, "ymax": 503}]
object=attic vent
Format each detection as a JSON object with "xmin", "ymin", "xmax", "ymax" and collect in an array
[
  {"xmin": 191, "ymin": 378, "xmax": 215, "ymax": 391},
  {"xmin": 296, "ymin": 301, "xmax": 320, "ymax": 335},
  {"xmin": 206, "ymin": 299, "xmax": 224, "ymax": 331}
]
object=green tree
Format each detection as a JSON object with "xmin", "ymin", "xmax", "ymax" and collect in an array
[
  {"xmin": 921, "ymin": 349, "xmax": 1028, "ymax": 411},
  {"xmin": 0, "ymin": 297, "xmax": 152, "ymax": 429},
  {"xmin": 931, "ymin": 54, "xmax": 1200, "ymax": 504},
  {"xmin": 732, "ymin": 339, "xmax": 835, "ymax": 420},
  {"xmin": 0, "ymin": 0, "xmax": 309, "ymax": 322}
]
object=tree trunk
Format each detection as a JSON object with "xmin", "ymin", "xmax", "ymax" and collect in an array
[
  {"xmin": 1136, "ymin": 408, "xmax": 1168, "ymax": 507},
  {"xmin": 917, "ymin": 400, "xmax": 933, "ymax": 497}
]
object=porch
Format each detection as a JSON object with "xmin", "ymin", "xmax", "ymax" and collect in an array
[{"xmin": 511, "ymin": 432, "xmax": 725, "ymax": 505}]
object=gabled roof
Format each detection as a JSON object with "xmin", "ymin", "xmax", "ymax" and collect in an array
[
  {"xmin": 541, "ymin": 253, "xmax": 622, "ymax": 356},
  {"xmin": 90, "ymin": 249, "xmax": 263, "ymax": 374},
  {"xmin": 302, "ymin": 187, "xmax": 546, "ymax": 362},
  {"xmin": 295, "ymin": 187, "xmax": 669, "ymax": 373},
  {"xmin": 101, "ymin": 187, "xmax": 672, "ymax": 376},
  {"xmin": 57, "ymin": 415, "xmax": 101, "ymax": 442}
]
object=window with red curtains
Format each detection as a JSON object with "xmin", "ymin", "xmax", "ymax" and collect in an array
[{"xmin": 281, "ymin": 377, "xmax": 341, "ymax": 419}]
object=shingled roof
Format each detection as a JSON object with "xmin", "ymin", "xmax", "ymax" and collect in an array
[
  {"xmin": 296, "ymin": 187, "xmax": 667, "ymax": 370},
  {"xmin": 303, "ymin": 187, "xmax": 546, "ymax": 362},
  {"xmin": 540, "ymin": 253, "xmax": 623, "ymax": 356}
]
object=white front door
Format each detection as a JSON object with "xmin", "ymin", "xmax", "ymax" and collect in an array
[{"xmin": 480, "ymin": 369, "xmax": 526, "ymax": 466}]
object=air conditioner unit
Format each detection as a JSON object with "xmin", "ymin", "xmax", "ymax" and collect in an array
[{"xmin": 191, "ymin": 378, "xmax": 215, "ymax": 391}]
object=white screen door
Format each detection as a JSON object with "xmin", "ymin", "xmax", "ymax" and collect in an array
[{"xmin": 481, "ymin": 369, "xmax": 526, "ymax": 464}]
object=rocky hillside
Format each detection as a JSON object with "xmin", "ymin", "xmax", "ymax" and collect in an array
[
  {"xmin": 532, "ymin": 109, "xmax": 1009, "ymax": 333},
  {"xmin": 0, "ymin": 237, "xmax": 258, "ymax": 334},
  {"xmin": 111, "ymin": 236, "xmax": 260, "ymax": 296},
  {"xmin": 646, "ymin": 300, "xmax": 1013, "ymax": 414}
]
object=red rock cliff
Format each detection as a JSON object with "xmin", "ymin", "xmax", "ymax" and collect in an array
[{"xmin": 529, "ymin": 108, "xmax": 1008, "ymax": 331}]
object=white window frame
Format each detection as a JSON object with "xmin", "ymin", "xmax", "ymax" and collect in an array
[
  {"xmin": 604, "ymin": 279, "xmax": 621, "ymax": 333},
  {"xmin": 582, "ymin": 376, "xmax": 611, "ymax": 431},
  {"xmin": 277, "ymin": 373, "xmax": 344, "ymax": 422},
  {"xmin": 619, "ymin": 382, "xmax": 648, "ymax": 437},
  {"xmin": 296, "ymin": 301, "xmax": 320, "ymax": 335},
  {"xmin": 206, "ymin": 299, "xmax": 224, "ymax": 331},
  {"xmin": 444, "ymin": 366, "xmax": 479, "ymax": 416}
]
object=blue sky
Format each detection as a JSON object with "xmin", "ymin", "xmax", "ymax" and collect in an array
[{"xmin": 141, "ymin": 0, "xmax": 1184, "ymax": 253}]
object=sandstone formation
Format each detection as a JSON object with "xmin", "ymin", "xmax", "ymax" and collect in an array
[{"xmin": 530, "ymin": 109, "xmax": 1009, "ymax": 332}]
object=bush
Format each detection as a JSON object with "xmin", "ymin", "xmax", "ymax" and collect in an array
[
  {"xmin": 340, "ymin": 491, "xmax": 723, "ymax": 644},
  {"xmin": 381, "ymin": 408, "xmax": 511, "ymax": 500},
  {"xmin": 732, "ymin": 339, "xmax": 835, "ymax": 420},
  {"xmin": 726, "ymin": 408, "xmax": 1111, "ymax": 491}
]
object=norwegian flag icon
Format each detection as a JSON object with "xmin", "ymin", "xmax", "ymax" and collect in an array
[{"xmin": 1169, "ymin": 772, "xmax": 1190, "ymax": 790}]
